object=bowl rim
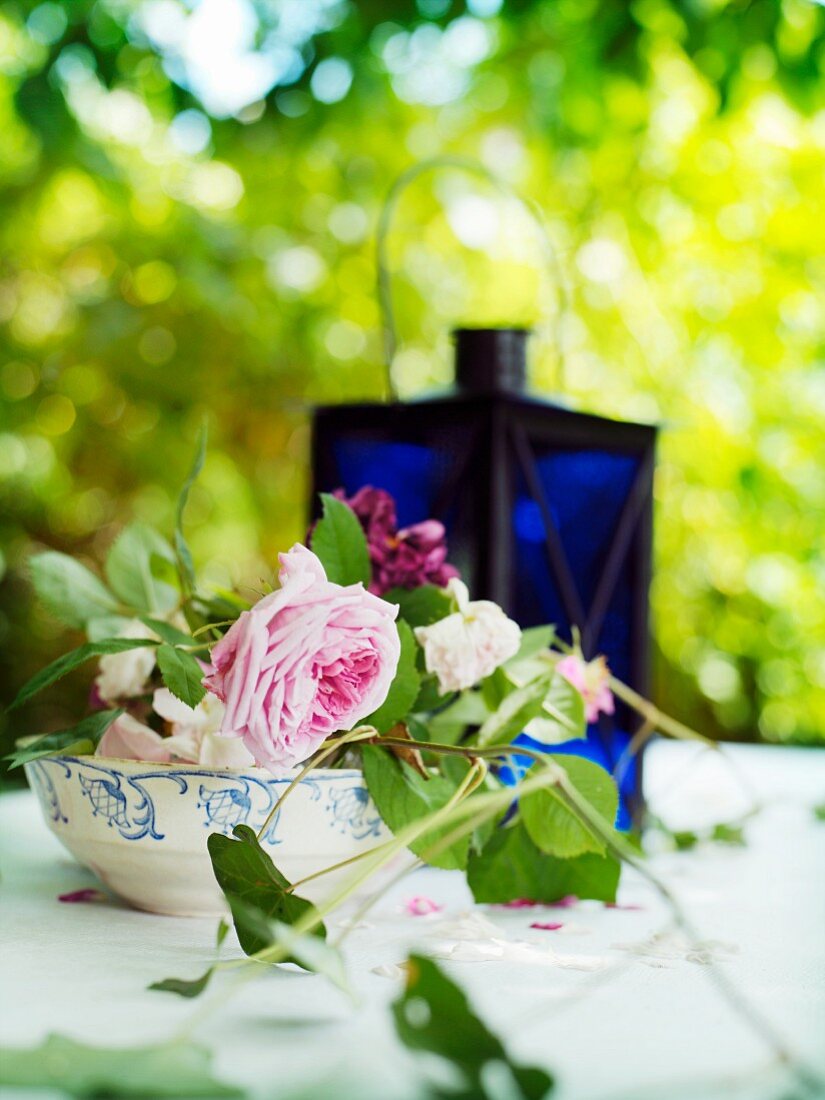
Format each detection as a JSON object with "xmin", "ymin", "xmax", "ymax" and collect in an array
[{"xmin": 20, "ymin": 752, "xmax": 365, "ymax": 780}]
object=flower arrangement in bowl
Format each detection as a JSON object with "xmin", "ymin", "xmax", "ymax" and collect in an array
[{"xmin": 10, "ymin": 435, "xmax": 703, "ymax": 942}]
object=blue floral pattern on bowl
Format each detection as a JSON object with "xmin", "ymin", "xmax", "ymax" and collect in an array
[{"xmin": 24, "ymin": 755, "xmax": 393, "ymax": 916}]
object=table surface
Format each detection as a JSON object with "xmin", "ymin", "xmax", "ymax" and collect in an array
[{"xmin": 1, "ymin": 741, "xmax": 824, "ymax": 1100}]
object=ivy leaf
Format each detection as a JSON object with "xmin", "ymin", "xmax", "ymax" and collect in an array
[
  {"xmin": 311, "ymin": 494, "xmax": 370, "ymax": 587},
  {"xmin": 382, "ymin": 584, "xmax": 454, "ymax": 628},
  {"xmin": 149, "ymin": 968, "xmax": 214, "ymax": 999},
  {"xmin": 29, "ymin": 551, "xmax": 120, "ymax": 629},
  {"xmin": 520, "ymin": 756, "xmax": 619, "ymax": 858},
  {"xmin": 105, "ymin": 523, "xmax": 178, "ymax": 614},
  {"xmin": 393, "ymin": 955, "xmax": 554, "ymax": 1100},
  {"xmin": 468, "ymin": 822, "xmax": 619, "ymax": 905},
  {"xmin": 9, "ymin": 638, "xmax": 158, "ymax": 711},
  {"xmin": 361, "ymin": 745, "xmax": 468, "ymax": 870},
  {"xmin": 0, "ymin": 1033, "xmax": 241, "ymax": 1097},
  {"xmin": 6, "ymin": 709, "xmax": 123, "ymax": 769},
  {"xmin": 364, "ymin": 620, "xmax": 420, "ymax": 733},
  {"xmin": 207, "ymin": 825, "xmax": 325, "ymax": 959},
  {"xmin": 475, "ymin": 673, "xmax": 554, "ymax": 747},
  {"xmin": 156, "ymin": 644, "xmax": 206, "ymax": 709},
  {"xmin": 175, "ymin": 425, "xmax": 207, "ymax": 597},
  {"xmin": 229, "ymin": 901, "xmax": 350, "ymax": 994}
]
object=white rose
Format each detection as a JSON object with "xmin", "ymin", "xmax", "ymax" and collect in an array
[
  {"xmin": 152, "ymin": 687, "xmax": 255, "ymax": 769},
  {"xmin": 414, "ymin": 579, "xmax": 521, "ymax": 694},
  {"xmin": 95, "ymin": 620, "xmax": 157, "ymax": 703}
]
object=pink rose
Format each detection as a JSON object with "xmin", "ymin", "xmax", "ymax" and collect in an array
[
  {"xmin": 97, "ymin": 713, "xmax": 172, "ymax": 762},
  {"xmin": 556, "ymin": 654, "xmax": 615, "ymax": 724},
  {"xmin": 203, "ymin": 545, "xmax": 401, "ymax": 772}
]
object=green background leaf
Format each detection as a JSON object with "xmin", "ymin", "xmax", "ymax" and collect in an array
[
  {"xmin": 310, "ymin": 494, "xmax": 370, "ymax": 587},
  {"xmin": 10, "ymin": 638, "xmax": 157, "ymax": 711},
  {"xmin": 30, "ymin": 552, "xmax": 120, "ymax": 629},
  {"xmin": 105, "ymin": 523, "xmax": 178, "ymax": 614}
]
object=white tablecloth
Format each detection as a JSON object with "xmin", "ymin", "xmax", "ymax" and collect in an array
[{"xmin": 1, "ymin": 742, "xmax": 824, "ymax": 1100}]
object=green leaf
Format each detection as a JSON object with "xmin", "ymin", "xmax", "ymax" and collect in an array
[
  {"xmin": 814, "ymin": 802, "xmax": 825, "ymax": 822},
  {"xmin": 140, "ymin": 616, "xmax": 197, "ymax": 647},
  {"xmin": 229, "ymin": 900, "xmax": 350, "ymax": 993},
  {"xmin": 149, "ymin": 968, "xmax": 214, "ymax": 999},
  {"xmin": 393, "ymin": 955, "xmax": 554, "ymax": 1100},
  {"xmin": 710, "ymin": 822, "xmax": 746, "ymax": 846},
  {"xmin": 9, "ymin": 638, "xmax": 158, "ymax": 711},
  {"xmin": 538, "ymin": 672, "xmax": 586, "ymax": 739},
  {"xmin": 520, "ymin": 756, "xmax": 619, "ymax": 858},
  {"xmin": 268, "ymin": 920, "xmax": 349, "ymax": 992},
  {"xmin": 361, "ymin": 745, "xmax": 468, "ymax": 870},
  {"xmin": 412, "ymin": 674, "xmax": 452, "ymax": 713},
  {"xmin": 468, "ymin": 822, "xmax": 619, "ymax": 905},
  {"xmin": 506, "ymin": 624, "xmax": 556, "ymax": 665},
  {"xmin": 383, "ymin": 584, "xmax": 455, "ymax": 628},
  {"xmin": 156, "ymin": 644, "xmax": 206, "ymax": 708},
  {"xmin": 105, "ymin": 522, "xmax": 178, "ymax": 614},
  {"xmin": 29, "ymin": 551, "xmax": 120, "ymax": 629},
  {"xmin": 86, "ymin": 614, "xmax": 133, "ymax": 642},
  {"xmin": 479, "ymin": 665, "xmax": 511, "ymax": 711},
  {"xmin": 364, "ymin": 619, "xmax": 420, "ymax": 733},
  {"xmin": 175, "ymin": 425, "xmax": 207, "ymax": 596},
  {"xmin": 0, "ymin": 1033, "xmax": 242, "ymax": 1098},
  {"xmin": 311, "ymin": 494, "xmax": 370, "ymax": 587},
  {"xmin": 216, "ymin": 918, "xmax": 230, "ymax": 948},
  {"xmin": 475, "ymin": 672, "xmax": 554, "ymax": 747},
  {"xmin": 6, "ymin": 709, "xmax": 123, "ymax": 769},
  {"xmin": 672, "ymin": 830, "xmax": 700, "ymax": 850},
  {"xmin": 207, "ymin": 825, "xmax": 325, "ymax": 958}
]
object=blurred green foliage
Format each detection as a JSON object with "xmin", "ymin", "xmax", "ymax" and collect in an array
[{"xmin": 1, "ymin": 0, "xmax": 823, "ymax": 756}]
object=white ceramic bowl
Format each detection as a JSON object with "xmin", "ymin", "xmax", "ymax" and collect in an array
[{"xmin": 24, "ymin": 754, "xmax": 393, "ymax": 916}]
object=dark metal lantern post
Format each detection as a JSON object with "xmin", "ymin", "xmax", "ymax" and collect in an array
[{"xmin": 311, "ymin": 327, "xmax": 657, "ymax": 825}]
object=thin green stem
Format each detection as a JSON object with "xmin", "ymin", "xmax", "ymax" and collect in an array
[
  {"xmin": 191, "ymin": 620, "xmax": 236, "ymax": 637},
  {"xmin": 333, "ymin": 759, "xmax": 488, "ymax": 945},
  {"xmin": 255, "ymin": 726, "xmax": 376, "ymax": 842},
  {"xmin": 286, "ymin": 838, "xmax": 397, "ymax": 894},
  {"xmin": 541, "ymin": 642, "xmax": 716, "ymax": 749}
]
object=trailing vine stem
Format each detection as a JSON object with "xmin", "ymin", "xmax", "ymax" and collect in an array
[{"xmin": 369, "ymin": 735, "xmax": 821, "ymax": 1097}]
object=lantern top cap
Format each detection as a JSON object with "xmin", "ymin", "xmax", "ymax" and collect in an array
[{"xmin": 453, "ymin": 327, "xmax": 530, "ymax": 395}]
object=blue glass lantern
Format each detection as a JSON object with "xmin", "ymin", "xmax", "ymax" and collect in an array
[{"xmin": 311, "ymin": 326, "xmax": 656, "ymax": 825}]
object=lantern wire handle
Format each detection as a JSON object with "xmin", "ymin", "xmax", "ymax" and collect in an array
[{"xmin": 375, "ymin": 154, "xmax": 570, "ymax": 401}]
